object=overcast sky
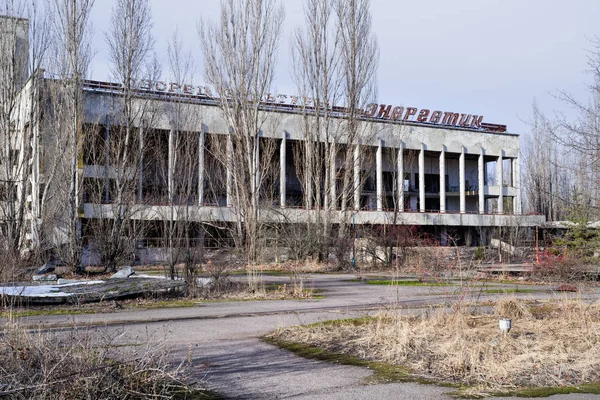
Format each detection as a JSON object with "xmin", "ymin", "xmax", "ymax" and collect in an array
[{"xmin": 88, "ymin": 0, "xmax": 600, "ymax": 136}]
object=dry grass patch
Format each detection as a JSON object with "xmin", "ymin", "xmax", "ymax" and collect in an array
[
  {"xmin": 0, "ymin": 321, "xmax": 214, "ymax": 399},
  {"xmin": 270, "ymin": 298, "xmax": 600, "ymax": 397}
]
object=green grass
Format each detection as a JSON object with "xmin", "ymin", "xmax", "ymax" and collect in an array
[
  {"xmin": 2, "ymin": 289, "xmax": 325, "ymax": 317},
  {"xmin": 304, "ymin": 316, "xmax": 377, "ymax": 328},
  {"xmin": 479, "ymin": 288, "xmax": 536, "ymax": 294},
  {"xmin": 127, "ymin": 299, "xmax": 204, "ymax": 310},
  {"xmin": 493, "ymin": 382, "xmax": 600, "ymax": 398},
  {"xmin": 264, "ymin": 336, "xmax": 420, "ymax": 385},
  {"xmin": 173, "ymin": 387, "xmax": 225, "ymax": 400},
  {"xmin": 0, "ymin": 308, "xmax": 97, "ymax": 318},
  {"xmin": 364, "ymin": 279, "xmax": 449, "ymax": 286}
]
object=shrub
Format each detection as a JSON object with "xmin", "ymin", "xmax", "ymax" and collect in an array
[{"xmin": 0, "ymin": 322, "xmax": 199, "ymax": 399}]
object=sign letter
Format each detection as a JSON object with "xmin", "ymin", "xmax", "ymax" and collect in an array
[
  {"xmin": 417, "ymin": 109, "xmax": 430, "ymax": 122},
  {"xmin": 442, "ymin": 112, "xmax": 459, "ymax": 125},
  {"xmin": 391, "ymin": 106, "xmax": 404, "ymax": 120},
  {"xmin": 471, "ymin": 115, "xmax": 483, "ymax": 128},
  {"xmin": 183, "ymin": 84, "xmax": 194, "ymax": 94},
  {"xmin": 430, "ymin": 111, "xmax": 442, "ymax": 124},
  {"xmin": 377, "ymin": 104, "xmax": 392, "ymax": 118},
  {"xmin": 364, "ymin": 103, "xmax": 378, "ymax": 117},
  {"xmin": 459, "ymin": 114, "xmax": 471, "ymax": 126},
  {"xmin": 404, "ymin": 107, "xmax": 418, "ymax": 121},
  {"xmin": 139, "ymin": 79, "xmax": 152, "ymax": 90}
]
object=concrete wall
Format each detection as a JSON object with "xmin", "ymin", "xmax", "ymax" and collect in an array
[{"xmin": 82, "ymin": 89, "xmax": 519, "ymax": 159}]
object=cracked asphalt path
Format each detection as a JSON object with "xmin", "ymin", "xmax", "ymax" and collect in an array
[{"xmin": 6, "ymin": 274, "xmax": 600, "ymax": 399}]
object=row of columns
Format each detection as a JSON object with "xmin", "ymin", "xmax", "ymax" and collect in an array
[
  {"xmin": 157, "ymin": 130, "xmax": 519, "ymax": 214},
  {"xmin": 359, "ymin": 141, "xmax": 517, "ymax": 214}
]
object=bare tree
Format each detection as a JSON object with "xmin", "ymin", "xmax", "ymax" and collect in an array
[
  {"xmin": 289, "ymin": 0, "xmax": 379, "ymax": 269},
  {"xmin": 335, "ymin": 0, "xmax": 378, "ymax": 211},
  {"xmin": 0, "ymin": 2, "xmax": 49, "ymax": 272},
  {"xmin": 0, "ymin": 2, "xmax": 31, "ymax": 263},
  {"xmin": 84, "ymin": 0, "xmax": 155, "ymax": 272},
  {"xmin": 199, "ymin": 0, "xmax": 285, "ymax": 264},
  {"xmin": 159, "ymin": 30, "xmax": 205, "ymax": 289},
  {"xmin": 521, "ymin": 101, "xmax": 569, "ymax": 221},
  {"xmin": 46, "ymin": 0, "xmax": 95, "ymax": 271},
  {"xmin": 333, "ymin": 0, "xmax": 379, "ymax": 268},
  {"xmin": 290, "ymin": 0, "xmax": 341, "ymax": 261},
  {"xmin": 522, "ymin": 70, "xmax": 600, "ymax": 223}
]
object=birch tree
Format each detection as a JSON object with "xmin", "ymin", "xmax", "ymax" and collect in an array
[
  {"xmin": 199, "ymin": 0, "xmax": 284, "ymax": 264},
  {"xmin": 522, "ymin": 101, "xmax": 567, "ymax": 221},
  {"xmin": 551, "ymin": 40, "xmax": 600, "ymax": 221}
]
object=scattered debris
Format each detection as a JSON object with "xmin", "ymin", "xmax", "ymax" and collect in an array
[
  {"xmin": 37, "ymin": 261, "xmax": 56, "ymax": 275},
  {"xmin": 110, "ymin": 266, "xmax": 135, "ymax": 279},
  {"xmin": 556, "ymin": 284, "xmax": 578, "ymax": 292},
  {"xmin": 197, "ymin": 277, "xmax": 214, "ymax": 287},
  {"xmin": 32, "ymin": 274, "xmax": 57, "ymax": 282},
  {"xmin": 1, "ymin": 278, "xmax": 185, "ymax": 305}
]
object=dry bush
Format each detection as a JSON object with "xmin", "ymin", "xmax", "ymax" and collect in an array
[
  {"xmin": 531, "ymin": 260, "xmax": 592, "ymax": 282},
  {"xmin": 0, "ymin": 251, "xmax": 31, "ymax": 283},
  {"xmin": 0, "ymin": 322, "xmax": 197, "ymax": 399},
  {"xmin": 493, "ymin": 297, "xmax": 532, "ymax": 319},
  {"xmin": 272, "ymin": 298, "xmax": 600, "ymax": 395}
]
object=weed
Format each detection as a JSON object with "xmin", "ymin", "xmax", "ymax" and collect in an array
[
  {"xmin": 0, "ymin": 321, "xmax": 212, "ymax": 399},
  {"xmin": 269, "ymin": 299, "xmax": 600, "ymax": 397},
  {"xmin": 364, "ymin": 279, "xmax": 449, "ymax": 286}
]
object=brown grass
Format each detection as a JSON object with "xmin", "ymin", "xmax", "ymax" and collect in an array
[
  {"xmin": 271, "ymin": 298, "xmax": 600, "ymax": 396},
  {"xmin": 0, "ymin": 321, "xmax": 203, "ymax": 399}
]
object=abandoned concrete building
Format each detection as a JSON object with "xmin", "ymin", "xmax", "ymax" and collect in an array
[{"xmin": 2, "ymin": 15, "xmax": 546, "ymax": 264}]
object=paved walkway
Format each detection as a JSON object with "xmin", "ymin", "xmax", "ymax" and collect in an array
[{"xmin": 5, "ymin": 274, "xmax": 600, "ymax": 399}]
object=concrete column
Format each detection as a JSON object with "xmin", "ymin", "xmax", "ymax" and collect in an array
[
  {"xmin": 168, "ymin": 129, "xmax": 174, "ymax": 202},
  {"xmin": 31, "ymin": 122, "xmax": 39, "ymax": 217},
  {"xmin": 497, "ymin": 150, "xmax": 504, "ymax": 214},
  {"xmin": 30, "ymin": 121, "xmax": 40, "ymax": 246},
  {"xmin": 198, "ymin": 127, "xmax": 205, "ymax": 206},
  {"xmin": 330, "ymin": 141, "xmax": 337, "ymax": 210},
  {"xmin": 280, "ymin": 132, "xmax": 286, "ymax": 208},
  {"xmin": 306, "ymin": 142, "xmax": 313, "ymax": 209},
  {"xmin": 104, "ymin": 120, "xmax": 110, "ymax": 203},
  {"xmin": 353, "ymin": 144, "xmax": 361, "ymax": 210},
  {"xmin": 441, "ymin": 226, "xmax": 448, "ymax": 246},
  {"xmin": 439, "ymin": 146, "xmax": 446, "ymax": 213},
  {"xmin": 376, "ymin": 139, "xmax": 383, "ymax": 211},
  {"xmin": 478, "ymin": 148, "xmax": 485, "ymax": 214},
  {"xmin": 459, "ymin": 146, "xmax": 466, "ymax": 213},
  {"xmin": 226, "ymin": 132, "xmax": 233, "ymax": 207},
  {"xmin": 419, "ymin": 143, "xmax": 425, "ymax": 212},
  {"xmin": 397, "ymin": 142, "xmax": 404, "ymax": 212},
  {"xmin": 138, "ymin": 121, "xmax": 144, "ymax": 202},
  {"xmin": 513, "ymin": 157, "xmax": 521, "ymax": 213},
  {"xmin": 254, "ymin": 135, "xmax": 260, "ymax": 203}
]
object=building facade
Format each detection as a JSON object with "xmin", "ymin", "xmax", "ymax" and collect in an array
[
  {"xmin": 2, "ymin": 16, "xmax": 546, "ymax": 264},
  {"xmin": 31, "ymin": 79, "xmax": 546, "ymax": 247}
]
